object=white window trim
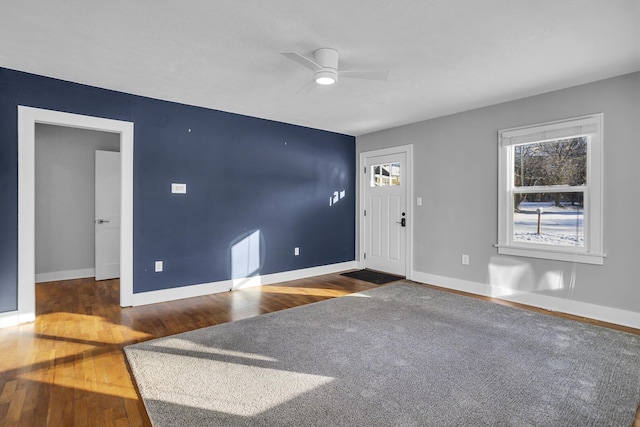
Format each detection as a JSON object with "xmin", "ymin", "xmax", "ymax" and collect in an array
[{"xmin": 497, "ymin": 113, "xmax": 605, "ymax": 265}]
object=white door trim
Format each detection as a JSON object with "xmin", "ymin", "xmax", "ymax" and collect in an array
[
  {"xmin": 359, "ymin": 144, "xmax": 413, "ymax": 279},
  {"xmin": 18, "ymin": 106, "xmax": 134, "ymax": 325}
]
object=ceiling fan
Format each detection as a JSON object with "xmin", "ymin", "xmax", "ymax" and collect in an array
[{"xmin": 281, "ymin": 48, "xmax": 388, "ymax": 86}]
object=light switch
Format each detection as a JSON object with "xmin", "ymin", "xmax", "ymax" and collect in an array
[
  {"xmin": 155, "ymin": 261, "xmax": 163, "ymax": 272},
  {"xmin": 417, "ymin": 197, "xmax": 422, "ymax": 206},
  {"xmin": 171, "ymin": 183, "xmax": 187, "ymax": 194}
]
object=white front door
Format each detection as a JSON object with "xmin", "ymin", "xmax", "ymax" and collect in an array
[
  {"xmin": 95, "ymin": 150, "xmax": 121, "ymax": 280},
  {"xmin": 364, "ymin": 151, "xmax": 407, "ymax": 276}
]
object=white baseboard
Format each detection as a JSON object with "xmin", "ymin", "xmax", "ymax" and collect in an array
[
  {"xmin": 0, "ymin": 310, "xmax": 36, "ymax": 329},
  {"xmin": 232, "ymin": 261, "xmax": 359, "ymax": 290},
  {"xmin": 36, "ymin": 268, "xmax": 96, "ymax": 283},
  {"xmin": 0, "ymin": 311, "xmax": 19, "ymax": 328},
  {"xmin": 411, "ymin": 270, "xmax": 640, "ymax": 329},
  {"xmin": 129, "ymin": 279, "xmax": 231, "ymax": 307},
  {"xmin": 129, "ymin": 261, "xmax": 359, "ymax": 307}
]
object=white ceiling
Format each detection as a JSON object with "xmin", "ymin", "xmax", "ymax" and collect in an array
[{"xmin": 1, "ymin": 1, "xmax": 639, "ymax": 136}]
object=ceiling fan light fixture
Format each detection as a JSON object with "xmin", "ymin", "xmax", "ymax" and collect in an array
[
  {"xmin": 282, "ymin": 47, "xmax": 387, "ymax": 91},
  {"xmin": 315, "ymin": 69, "xmax": 337, "ymax": 85}
]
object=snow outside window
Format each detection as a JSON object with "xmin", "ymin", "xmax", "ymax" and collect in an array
[{"xmin": 497, "ymin": 114, "xmax": 605, "ymax": 265}]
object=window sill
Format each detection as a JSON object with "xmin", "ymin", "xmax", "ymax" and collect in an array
[{"xmin": 496, "ymin": 245, "xmax": 605, "ymax": 265}]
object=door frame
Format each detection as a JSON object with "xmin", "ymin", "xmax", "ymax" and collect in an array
[
  {"xmin": 18, "ymin": 106, "xmax": 134, "ymax": 324},
  {"xmin": 359, "ymin": 144, "xmax": 413, "ymax": 279}
]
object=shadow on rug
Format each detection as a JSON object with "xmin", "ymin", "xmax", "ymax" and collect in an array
[{"xmin": 125, "ymin": 283, "xmax": 640, "ymax": 426}]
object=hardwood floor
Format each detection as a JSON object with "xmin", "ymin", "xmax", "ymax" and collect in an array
[
  {"xmin": 0, "ymin": 274, "xmax": 375, "ymax": 426},
  {"xmin": 0, "ymin": 273, "xmax": 638, "ymax": 426}
]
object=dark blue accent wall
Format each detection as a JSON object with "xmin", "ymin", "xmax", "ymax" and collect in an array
[{"xmin": 0, "ymin": 68, "xmax": 355, "ymax": 311}]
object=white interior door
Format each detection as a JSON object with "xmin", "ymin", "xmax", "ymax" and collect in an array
[
  {"xmin": 95, "ymin": 150, "xmax": 120, "ymax": 280},
  {"xmin": 364, "ymin": 152, "xmax": 407, "ymax": 276}
]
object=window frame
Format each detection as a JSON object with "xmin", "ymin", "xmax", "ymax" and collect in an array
[
  {"xmin": 370, "ymin": 162, "xmax": 401, "ymax": 187},
  {"xmin": 497, "ymin": 113, "xmax": 605, "ymax": 265}
]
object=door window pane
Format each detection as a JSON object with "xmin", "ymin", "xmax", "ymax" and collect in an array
[
  {"xmin": 371, "ymin": 163, "xmax": 400, "ymax": 187},
  {"xmin": 390, "ymin": 163, "xmax": 400, "ymax": 186}
]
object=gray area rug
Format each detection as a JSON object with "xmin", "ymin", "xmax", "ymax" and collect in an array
[{"xmin": 125, "ymin": 283, "xmax": 640, "ymax": 426}]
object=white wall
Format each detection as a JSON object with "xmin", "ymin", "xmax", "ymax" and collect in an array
[
  {"xmin": 357, "ymin": 72, "xmax": 640, "ymax": 324},
  {"xmin": 35, "ymin": 124, "xmax": 120, "ymax": 282}
]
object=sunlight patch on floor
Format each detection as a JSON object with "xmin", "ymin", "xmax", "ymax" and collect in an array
[
  {"xmin": 133, "ymin": 348, "xmax": 334, "ymax": 417},
  {"xmin": 260, "ymin": 286, "xmax": 351, "ymax": 297},
  {"xmin": 35, "ymin": 312, "xmax": 152, "ymax": 344},
  {"xmin": 0, "ymin": 313, "xmax": 151, "ymax": 375},
  {"xmin": 346, "ymin": 293, "xmax": 372, "ymax": 298}
]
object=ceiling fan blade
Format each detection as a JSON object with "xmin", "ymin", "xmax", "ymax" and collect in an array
[
  {"xmin": 339, "ymin": 70, "xmax": 389, "ymax": 81},
  {"xmin": 295, "ymin": 79, "xmax": 317, "ymax": 95},
  {"xmin": 281, "ymin": 52, "xmax": 321, "ymax": 71},
  {"xmin": 295, "ymin": 80, "xmax": 336, "ymax": 95}
]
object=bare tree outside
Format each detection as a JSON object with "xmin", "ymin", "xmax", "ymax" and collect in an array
[{"xmin": 513, "ymin": 136, "xmax": 587, "ymax": 210}]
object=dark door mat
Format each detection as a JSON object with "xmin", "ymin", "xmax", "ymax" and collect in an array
[{"xmin": 340, "ymin": 269, "xmax": 405, "ymax": 285}]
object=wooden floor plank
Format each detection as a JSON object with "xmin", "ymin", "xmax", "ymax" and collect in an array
[
  {"xmin": 0, "ymin": 273, "xmax": 637, "ymax": 426},
  {"xmin": 4, "ymin": 387, "xmax": 25, "ymax": 423}
]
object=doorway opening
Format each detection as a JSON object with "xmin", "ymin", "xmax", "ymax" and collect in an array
[
  {"xmin": 34, "ymin": 125, "xmax": 121, "ymax": 284},
  {"xmin": 18, "ymin": 107, "xmax": 134, "ymax": 325}
]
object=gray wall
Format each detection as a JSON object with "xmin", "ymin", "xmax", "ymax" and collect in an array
[
  {"xmin": 357, "ymin": 72, "xmax": 640, "ymax": 313},
  {"xmin": 35, "ymin": 124, "xmax": 120, "ymax": 280}
]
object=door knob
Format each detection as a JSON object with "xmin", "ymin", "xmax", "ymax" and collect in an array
[
  {"xmin": 96, "ymin": 219, "xmax": 110, "ymax": 224},
  {"xmin": 396, "ymin": 218, "xmax": 406, "ymax": 227}
]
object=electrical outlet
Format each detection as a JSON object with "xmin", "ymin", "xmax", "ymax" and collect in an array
[
  {"xmin": 461, "ymin": 254, "xmax": 469, "ymax": 265},
  {"xmin": 171, "ymin": 183, "xmax": 187, "ymax": 194},
  {"xmin": 155, "ymin": 260, "xmax": 163, "ymax": 272},
  {"xmin": 294, "ymin": 247, "xmax": 300, "ymax": 256}
]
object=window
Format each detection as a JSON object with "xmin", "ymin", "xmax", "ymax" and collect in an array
[
  {"xmin": 498, "ymin": 114, "xmax": 604, "ymax": 264},
  {"xmin": 371, "ymin": 162, "xmax": 400, "ymax": 187}
]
